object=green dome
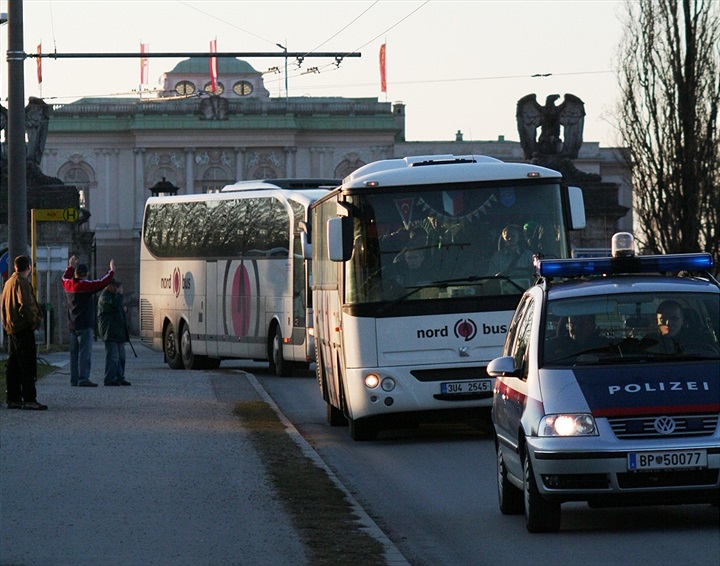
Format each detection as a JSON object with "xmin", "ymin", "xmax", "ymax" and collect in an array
[{"xmin": 169, "ymin": 57, "xmax": 258, "ymax": 74}]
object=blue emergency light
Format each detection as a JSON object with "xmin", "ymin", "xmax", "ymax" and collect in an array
[
  {"xmin": 538, "ymin": 232, "xmax": 714, "ymax": 278},
  {"xmin": 538, "ymin": 253, "xmax": 714, "ymax": 278}
]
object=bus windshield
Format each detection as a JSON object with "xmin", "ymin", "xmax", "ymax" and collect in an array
[{"xmin": 344, "ymin": 181, "xmax": 568, "ymax": 305}]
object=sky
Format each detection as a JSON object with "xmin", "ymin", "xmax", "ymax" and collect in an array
[{"xmin": 1, "ymin": 0, "xmax": 628, "ymax": 147}]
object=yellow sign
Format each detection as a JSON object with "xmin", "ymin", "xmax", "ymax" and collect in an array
[
  {"xmin": 63, "ymin": 207, "xmax": 79, "ymax": 222},
  {"xmin": 35, "ymin": 208, "xmax": 79, "ymax": 222}
]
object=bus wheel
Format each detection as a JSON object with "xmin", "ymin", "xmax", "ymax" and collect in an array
[
  {"xmin": 270, "ymin": 326, "xmax": 293, "ymax": 377},
  {"xmin": 327, "ymin": 401, "xmax": 347, "ymax": 427},
  {"xmin": 164, "ymin": 322, "xmax": 184, "ymax": 370},
  {"xmin": 349, "ymin": 417, "xmax": 378, "ymax": 441},
  {"xmin": 180, "ymin": 324, "xmax": 198, "ymax": 369}
]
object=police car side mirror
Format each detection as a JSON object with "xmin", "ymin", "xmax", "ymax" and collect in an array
[{"xmin": 487, "ymin": 356, "xmax": 520, "ymax": 377}]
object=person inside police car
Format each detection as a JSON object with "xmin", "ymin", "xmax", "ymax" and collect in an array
[
  {"xmin": 642, "ymin": 299, "xmax": 719, "ymax": 355},
  {"xmin": 546, "ymin": 313, "xmax": 609, "ymax": 362}
]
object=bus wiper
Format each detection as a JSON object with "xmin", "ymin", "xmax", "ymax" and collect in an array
[
  {"xmin": 434, "ymin": 274, "xmax": 528, "ymax": 293},
  {"xmin": 377, "ymin": 281, "xmax": 451, "ymax": 314},
  {"xmin": 378, "ymin": 274, "xmax": 528, "ymax": 315},
  {"xmin": 432, "ymin": 275, "xmax": 496, "ymax": 285}
]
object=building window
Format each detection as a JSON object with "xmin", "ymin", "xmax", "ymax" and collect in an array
[
  {"xmin": 175, "ymin": 81, "xmax": 196, "ymax": 96},
  {"xmin": 233, "ymin": 81, "xmax": 254, "ymax": 96},
  {"xmin": 203, "ymin": 82, "xmax": 225, "ymax": 95},
  {"xmin": 334, "ymin": 158, "xmax": 366, "ymax": 179},
  {"xmin": 202, "ymin": 166, "xmax": 232, "ymax": 193},
  {"xmin": 60, "ymin": 163, "xmax": 93, "ymax": 212},
  {"xmin": 249, "ymin": 164, "xmax": 278, "ymax": 180}
]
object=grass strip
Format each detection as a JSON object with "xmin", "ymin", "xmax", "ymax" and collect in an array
[
  {"xmin": 234, "ymin": 401, "xmax": 387, "ymax": 566},
  {"xmin": 1, "ymin": 353, "xmax": 60, "ymax": 398}
]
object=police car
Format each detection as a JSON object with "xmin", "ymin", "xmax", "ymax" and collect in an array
[{"xmin": 488, "ymin": 233, "xmax": 720, "ymax": 532}]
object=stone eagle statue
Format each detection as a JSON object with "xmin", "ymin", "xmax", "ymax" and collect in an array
[{"xmin": 516, "ymin": 93, "xmax": 585, "ymax": 161}]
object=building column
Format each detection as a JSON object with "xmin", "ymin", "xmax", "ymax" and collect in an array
[
  {"xmin": 284, "ymin": 146, "xmax": 297, "ymax": 177},
  {"xmin": 235, "ymin": 147, "xmax": 245, "ymax": 181},
  {"xmin": 133, "ymin": 148, "xmax": 145, "ymax": 231},
  {"xmin": 185, "ymin": 148, "xmax": 195, "ymax": 194}
]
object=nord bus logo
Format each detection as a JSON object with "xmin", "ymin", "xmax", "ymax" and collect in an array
[
  {"xmin": 454, "ymin": 318, "xmax": 477, "ymax": 342},
  {"xmin": 160, "ymin": 268, "xmax": 185, "ymax": 297}
]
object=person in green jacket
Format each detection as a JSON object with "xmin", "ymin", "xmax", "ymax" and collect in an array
[{"xmin": 97, "ymin": 279, "xmax": 131, "ymax": 386}]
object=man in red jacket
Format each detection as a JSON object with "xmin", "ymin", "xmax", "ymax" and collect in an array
[{"xmin": 61, "ymin": 255, "xmax": 115, "ymax": 387}]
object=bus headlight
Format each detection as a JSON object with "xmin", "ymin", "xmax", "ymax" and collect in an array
[
  {"xmin": 381, "ymin": 378, "xmax": 396, "ymax": 392},
  {"xmin": 539, "ymin": 414, "xmax": 597, "ymax": 436},
  {"xmin": 364, "ymin": 373, "xmax": 380, "ymax": 389}
]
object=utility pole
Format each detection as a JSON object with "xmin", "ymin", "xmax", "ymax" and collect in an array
[{"xmin": 7, "ymin": 0, "xmax": 28, "ymax": 264}]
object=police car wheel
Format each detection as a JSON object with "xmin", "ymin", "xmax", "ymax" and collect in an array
[
  {"xmin": 497, "ymin": 448, "xmax": 523, "ymax": 515},
  {"xmin": 524, "ymin": 453, "xmax": 561, "ymax": 533}
]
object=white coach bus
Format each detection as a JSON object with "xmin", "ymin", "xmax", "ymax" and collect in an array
[
  {"xmin": 140, "ymin": 179, "xmax": 337, "ymax": 375},
  {"xmin": 311, "ymin": 155, "xmax": 586, "ymax": 440}
]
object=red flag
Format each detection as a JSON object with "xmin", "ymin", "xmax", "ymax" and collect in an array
[
  {"xmin": 140, "ymin": 43, "xmax": 149, "ymax": 85},
  {"xmin": 209, "ymin": 38, "xmax": 218, "ymax": 93},
  {"xmin": 36, "ymin": 42, "xmax": 42, "ymax": 85},
  {"xmin": 379, "ymin": 43, "xmax": 387, "ymax": 93}
]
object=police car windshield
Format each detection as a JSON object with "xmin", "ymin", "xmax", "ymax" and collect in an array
[{"xmin": 543, "ymin": 292, "xmax": 720, "ymax": 366}]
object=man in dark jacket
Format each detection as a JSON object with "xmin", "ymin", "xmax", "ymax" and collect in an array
[
  {"xmin": 97, "ymin": 279, "xmax": 131, "ymax": 386},
  {"xmin": 61, "ymin": 255, "xmax": 114, "ymax": 387},
  {"xmin": 1, "ymin": 255, "xmax": 47, "ymax": 409}
]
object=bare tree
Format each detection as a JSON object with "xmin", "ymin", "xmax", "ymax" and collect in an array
[{"xmin": 617, "ymin": 0, "xmax": 720, "ymax": 263}]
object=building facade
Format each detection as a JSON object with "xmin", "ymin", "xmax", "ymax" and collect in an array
[{"xmin": 18, "ymin": 58, "xmax": 633, "ymax": 338}]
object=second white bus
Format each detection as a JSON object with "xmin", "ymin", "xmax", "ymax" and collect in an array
[{"xmin": 140, "ymin": 178, "xmax": 336, "ymax": 375}]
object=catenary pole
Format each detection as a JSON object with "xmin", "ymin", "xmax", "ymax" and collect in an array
[{"xmin": 7, "ymin": 0, "xmax": 28, "ymax": 265}]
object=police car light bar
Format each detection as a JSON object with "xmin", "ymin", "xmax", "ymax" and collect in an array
[{"xmin": 538, "ymin": 253, "xmax": 714, "ymax": 278}]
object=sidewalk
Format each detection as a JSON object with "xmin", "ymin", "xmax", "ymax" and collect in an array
[{"xmin": 1, "ymin": 341, "xmax": 308, "ymax": 566}]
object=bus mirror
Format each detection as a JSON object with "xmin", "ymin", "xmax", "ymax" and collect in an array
[
  {"xmin": 567, "ymin": 186, "xmax": 586, "ymax": 230},
  {"xmin": 327, "ymin": 217, "xmax": 353, "ymax": 262},
  {"xmin": 300, "ymin": 231, "xmax": 312, "ymax": 260}
]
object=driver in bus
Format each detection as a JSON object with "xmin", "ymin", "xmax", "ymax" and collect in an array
[{"xmin": 487, "ymin": 224, "xmax": 535, "ymax": 276}]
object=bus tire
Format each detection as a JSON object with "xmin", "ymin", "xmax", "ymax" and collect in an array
[
  {"xmin": 316, "ymin": 348, "xmax": 326, "ymax": 395},
  {"xmin": 326, "ymin": 401, "xmax": 347, "ymax": 427},
  {"xmin": 180, "ymin": 324, "xmax": 198, "ymax": 369},
  {"xmin": 164, "ymin": 321, "xmax": 184, "ymax": 370},
  {"xmin": 270, "ymin": 325, "xmax": 294, "ymax": 377},
  {"xmin": 349, "ymin": 417, "xmax": 378, "ymax": 441}
]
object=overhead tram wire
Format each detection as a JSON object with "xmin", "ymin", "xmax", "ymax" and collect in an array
[
  {"xmin": 265, "ymin": 0, "xmax": 430, "ymax": 88},
  {"xmin": 176, "ymin": 0, "xmax": 279, "ymax": 47},
  {"xmin": 299, "ymin": 0, "xmax": 381, "ymax": 58},
  {"xmin": 262, "ymin": 67, "xmax": 614, "ymax": 94}
]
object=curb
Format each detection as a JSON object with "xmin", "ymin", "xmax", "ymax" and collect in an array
[{"xmin": 244, "ymin": 372, "xmax": 410, "ymax": 566}]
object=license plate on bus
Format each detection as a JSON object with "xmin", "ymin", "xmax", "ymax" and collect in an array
[
  {"xmin": 441, "ymin": 379, "xmax": 492, "ymax": 395},
  {"xmin": 627, "ymin": 449, "xmax": 707, "ymax": 471}
]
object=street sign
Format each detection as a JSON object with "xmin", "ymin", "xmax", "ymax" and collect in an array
[
  {"xmin": 35, "ymin": 208, "xmax": 80, "ymax": 222},
  {"xmin": 35, "ymin": 246, "xmax": 69, "ymax": 271},
  {"xmin": 63, "ymin": 207, "xmax": 80, "ymax": 222}
]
